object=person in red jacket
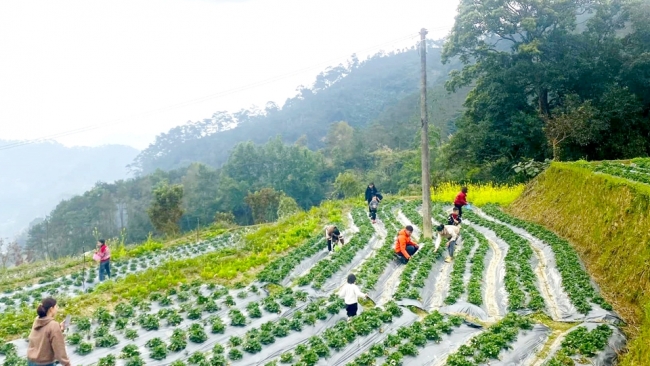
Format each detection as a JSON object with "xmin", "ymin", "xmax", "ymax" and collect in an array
[
  {"xmin": 454, "ymin": 187, "xmax": 468, "ymax": 218},
  {"xmin": 94, "ymin": 239, "xmax": 111, "ymax": 282},
  {"xmin": 394, "ymin": 225, "xmax": 419, "ymax": 264}
]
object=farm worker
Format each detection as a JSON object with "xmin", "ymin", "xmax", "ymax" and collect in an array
[
  {"xmin": 454, "ymin": 187, "xmax": 468, "ymax": 218},
  {"xmin": 338, "ymin": 273, "xmax": 368, "ymax": 319},
  {"xmin": 436, "ymin": 224, "xmax": 460, "ymax": 263},
  {"xmin": 365, "ymin": 183, "xmax": 378, "ymax": 205},
  {"xmin": 94, "ymin": 239, "xmax": 111, "ymax": 281},
  {"xmin": 325, "ymin": 225, "xmax": 344, "ymax": 253},
  {"xmin": 447, "ymin": 206, "xmax": 462, "ymax": 226},
  {"xmin": 368, "ymin": 196, "xmax": 380, "ymax": 224},
  {"xmin": 27, "ymin": 297, "xmax": 71, "ymax": 366},
  {"xmin": 394, "ymin": 225, "xmax": 419, "ymax": 264}
]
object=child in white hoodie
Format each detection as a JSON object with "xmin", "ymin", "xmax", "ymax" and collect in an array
[{"xmin": 338, "ymin": 274, "xmax": 368, "ymax": 319}]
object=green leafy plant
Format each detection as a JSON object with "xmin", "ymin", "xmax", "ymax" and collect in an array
[
  {"xmin": 211, "ymin": 316, "xmax": 226, "ymax": 333},
  {"xmin": 280, "ymin": 351, "xmax": 293, "ymax": 363},
  {"xmin": 95, "ymin": 334, "xmax": 119, "ymax": 348},
  {"xmin": 76, "ymin": 341, "xmax": 93, "ymax": 355},
  {"xmin": 228, "ymin": 348, "xmax": 243, "ymax": 360},
  {"xmin": 98, "ymin": 354, "xmax": 116, "ymax": 366},
  {"xmin": 229, "ymin": 309, "xmax": 247, "ymax": 326},
  {"xmin": 188, "ymin": 323, "xmax": 208, "ymax": 343},
  {"xmin": 124, "ymin": 329, "xmax": 138, "ymax": 340}
]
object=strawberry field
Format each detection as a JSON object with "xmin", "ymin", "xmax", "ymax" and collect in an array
[{"xmin": 0, "ymin": 200, "xmax": 626, "ymax": 365}]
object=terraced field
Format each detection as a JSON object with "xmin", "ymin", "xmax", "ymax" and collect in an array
[{"xmin": 0, "ymin": 201, "xmax": 625, "ymax": 366}]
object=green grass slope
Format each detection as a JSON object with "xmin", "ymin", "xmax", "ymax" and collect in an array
[{"xmin": 509, "ymin": 161, "xmax": 650, "ymax": 366}]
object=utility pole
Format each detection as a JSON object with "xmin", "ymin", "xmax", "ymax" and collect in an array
[{"xmin": 419, "ymin": 28, "xmax": 433, "ymax": 239}]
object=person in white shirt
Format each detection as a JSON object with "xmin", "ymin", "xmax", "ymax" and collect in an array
[
  {"xmin": 338, "ymin": 273, "xmax": 368, "ymax": 319},
  {"xmin": 436, "ymin": 224, "xmax": 461, "ymax": 263}
]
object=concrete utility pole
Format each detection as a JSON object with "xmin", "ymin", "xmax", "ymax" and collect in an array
[{"xmin": 419, "ymin": 28, "xmax": 433, "ymax": 239}]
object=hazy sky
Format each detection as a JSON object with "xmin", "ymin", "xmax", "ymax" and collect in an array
[{"xmin": 0, "ymin": 0, "xmax": 459, "ymax": 150}]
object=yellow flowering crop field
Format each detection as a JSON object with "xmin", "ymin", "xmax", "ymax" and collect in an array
[{"xmin": 431, "ymin": 182, "xmax": 525, "ymax": 206}]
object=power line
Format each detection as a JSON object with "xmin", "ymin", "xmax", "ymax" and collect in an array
[{"xmin": 0, "ymin": 28, "xmax": 450, "ymax": 152}]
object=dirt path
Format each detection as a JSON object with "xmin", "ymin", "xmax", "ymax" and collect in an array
[
  {"xmin": 531, "ymin": 245, "xmax": 562, "ymax": 321},
  {"xmin": 474, "ymin": 209, "xmax": 565, "ymax": 321},
  {"xmin": 485, "ymin": 237, "xmax": 502, "ymax": 320},
  {"xmin": 529, "ymin": 327, "xmax": 572, "ymax": 366}
]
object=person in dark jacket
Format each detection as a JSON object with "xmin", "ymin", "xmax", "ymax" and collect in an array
[
  {"xmin": 447, "ymin": 207, "xmax": 462, "ymax": 226},
  {"xmin": 365, "ymin": 183, "xmax": 378, "ymax": 205}
]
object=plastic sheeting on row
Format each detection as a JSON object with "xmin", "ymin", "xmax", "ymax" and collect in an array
[
  {"xmin": 0, "ymin": 233, "xmax": 240, "ymax": 313},
  {"xmin": 459, "ymin": 220, "xmax": 510, "ymax": 320},
  {"xmin": 316, "ymin": 306, "xmax": 419, "ymax": 366},
  {"xmin": 281, "ymin": 214, "xmax": 360, "ymax": 287},
  {"xmin": 491, "ymin": 324, "xmax": 551, "ymax": 366},
  {"xmin": 309, "ymin": 221, "xmax": 386, "ymax": 295},
  {"xmin": 475, "ymin": 209, "xmax": 624, "ymax": 325},
  {"xmin": 2, "ymin": 285, "xmax": 297, "ymax": 366},
  {"xmin": 538, "ymin": 322, "xmax": 626, "ymax": 366},
  {"xmin": 377, "ymin": 323, "xmax": 483, "ymax": 366}
]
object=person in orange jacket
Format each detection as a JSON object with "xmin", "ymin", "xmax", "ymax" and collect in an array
[{"xmin": 394, "ymin": 225, "xmax": 419, "ymax": 264}]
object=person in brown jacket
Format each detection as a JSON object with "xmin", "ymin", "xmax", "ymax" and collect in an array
[{"xmin": 27, "ymin": 297, "xmax": 71, "ymax": 366}]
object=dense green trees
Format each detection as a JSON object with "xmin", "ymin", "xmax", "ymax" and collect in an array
[
  {"xmin": 442, "ymin": 0, "xmax": 650, "ymax": 180},
  {"xmin": 148, "ymin": 182, "xmax": 184, "ymax": 236}
]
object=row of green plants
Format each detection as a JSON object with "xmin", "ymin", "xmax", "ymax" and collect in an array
[
  {"xmin": 393, "ymin": 238, "xmax": 436, "ymax": 301},
  {"xmin": 444, "ymin": 232, "xmax": 477, "ymax": 305},
  {"xmin": 0, "ymin": 204, "xmax": 341, "ymax": 341},
  {"xmin": 0, "ymin": 233, "xmax": 237, "ymax": 312},
  {"xmin": 256, "ymin": 234, "xmax": 325, "ymax": 284},
  {"xmin": 0, "ymin": 342, "xmax": 25, "ymax": 366},
  {"xmin": 355, "ymin": 204, "xmax": 401, "ymax": 292},
  {"xmin": 445, "ymin": 313, "xmax": 534, "ymax": 366},
  {"xmin": 463, "ymin": 211, "xmax": 545, "ymax": 311},
  {"xmin": 592, "ymin": 162, "xmax": 650, "ymax": 185},
  {"xmin": 264, "ymin": 301, "xmax": 405, "ymax": 366},
  {"xmin": 345, "ymin": 310, "xmax": 465, "ymax": 366},
  {"xmin": 463, "ymin": 227, "xmax": 490, "ymax": 306},
  {"xmin": 482, "ymin": 205, "xmax": 612, "ymax": 314},
  {"xmin": 0, "ymin": 226, "xmax": 230, "ymax": 295},
  {"xmin": 393, "ymin": 202, "xmax": 446, "ymax": 301},
  {"xmin": 546, "ymin": 324, "xmax": 614, "ymax": 365},
  {"xmin": 428, "ymin": 202, "xmax": 483, "ymax": 306},
  {"xmin": 297, "ymin": 209, "xmax": 374, "ymax": 289}
]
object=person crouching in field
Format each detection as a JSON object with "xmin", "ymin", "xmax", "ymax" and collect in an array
[
  {"xmin": 27, "ymin": 297, "xmax": 71, "ymax": 366},
  {"xmin": 447, "ymin": 206, "xmax": 462, "ymax": 226},
  {"xmin": 394, "ymin": 225, "xmax": 419, "ymax": 264},
  {"xmin": 338, "ymin": 274, "xmax": 368, "ymax": 320},
  {"xmin": 436, "ymin": 224, "xmax": 460, "ymax": 263},
  {"xmin": 325, "ymin": 225, "xmax": 344, "ymax": 253},
  {"xmin": 368, "ymin": 196, "xmax": 380, "ymax": 224}
]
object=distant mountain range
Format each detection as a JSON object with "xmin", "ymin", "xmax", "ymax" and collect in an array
[{"xmin": 0, "ymin": 141, "xmax": 138, "ymax": 240}]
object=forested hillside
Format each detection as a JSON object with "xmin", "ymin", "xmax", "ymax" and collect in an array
[
  {"xmin": 21, "ymin": 44, "xmax": 468, "ymax": 260},
  {"xmin": 0, "ymin": 141, "xmax": 137, "ymax": 241},
  {"xmin": 131, "ymin": 43, "xmax": 463, "ymax": 174}
]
